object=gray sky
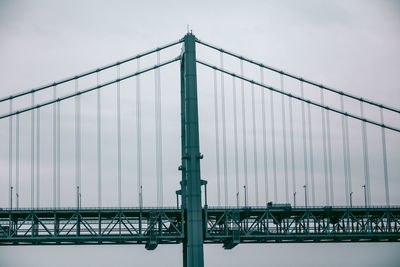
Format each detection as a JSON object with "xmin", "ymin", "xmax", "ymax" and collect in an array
[{"xmin": 0, "ymin": 0, "xmax": 400, "ymax": 266}]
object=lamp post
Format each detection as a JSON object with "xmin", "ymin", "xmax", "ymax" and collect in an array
[
  {"xmin": 362, "ymin": 185, "xmax": 367, "ymax": 208},
  {"xmin": 350, "ymin": 192, "xmax": 353, "ymax": 208},
  {"xmin": 201, "ymin": 180, "xmax": 208, "ymax": 208},
  {"xmin": 10, "ymin": 186, "xmax": 13, "ymax": 210},
  {"xmin": 236, "ymin": 192, "xmax": 239, "ymax": 208},
  {"xmin": 76, "ymin": 186, "xmax": 80, "ymax": 210},
  {"xmin": 303, "ymin": 185, "xmax": 308, "ymax": 208},
  {"xmin": 139, "ymin": 185, "xmax": 143, "ymax": 209},
  {"xmin": 293, "ymin": 191, "xmax": 296, "ymax": 208},
  {"xmin": 176, "ymin": 190, "xmax": 182, "ymax": 209},
  {"xmin": 243, "ymin": 185, "xmax": 247, "ymax": 208}
]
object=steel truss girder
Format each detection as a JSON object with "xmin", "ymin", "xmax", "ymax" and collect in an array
[
  {"xmin": 0, "ymin": 208, "xmax": 184, "ymax": 246},
  {"xmin": 204, "ymin": 207, "xmax": 400, "ymax": 245},
  {"xmin": 1, "ymin": 207, "xmax": 399, "ymax": 246}
]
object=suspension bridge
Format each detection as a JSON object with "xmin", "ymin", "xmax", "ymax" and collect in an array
[{"xmin": 0, "ymin": 33, "xmax": 399, "ymax": 267}]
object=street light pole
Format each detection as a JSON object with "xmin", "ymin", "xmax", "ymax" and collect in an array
[
  {"xmin": 176, "ymin": 190, "xmax": 181, "ymax": 209},
  {"xmin": 201, "ymin": 180, "xmax": 208, "ymax": 208},
  {"xmin": 10, "ymin": 186, "xmax": 13, "ymax": 210},
  {"xmin": 293, "ymin": 191, "xmax": 296, "ymax": 208},
  {"xmin": 362, "ymin": 185, "xmax": 367, "ymax": 208},
  {"xmin": 350, "ymin": 192, "xmax": 353, "ymax": 208},
  {"xmin": 236, "ymin": 192, "xmax": 239, "ymax": 208},
  {"xmin": 139, "ymin": 185, "xmax": 143, "ymax": 209},
  {"xmin": 303, "ymin": 185, "xmax": 308, "ymax": 208},
  {"xmin": 243, "ymin": 185, "xmax": 247, "ymax": 208}
]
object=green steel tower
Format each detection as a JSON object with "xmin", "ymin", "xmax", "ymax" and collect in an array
[{"xmin": 180, "ymin": 33, "xmax": 204, "ymax": 267}]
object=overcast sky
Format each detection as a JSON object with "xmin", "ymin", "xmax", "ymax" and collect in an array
[{"xmin": 0, "ymin": 0, "xmax": 400, "ymax": 266}]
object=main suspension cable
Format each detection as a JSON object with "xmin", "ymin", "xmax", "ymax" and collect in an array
[
  {"xmin": 213, "ymin": 69, "xmax": 221, "ymax": 206},
  {"xmin": 195, "ymin": 60, "xmax": 400, "ymax": 133},
  {"xmin": 260, "ymin": 68, "xmax": 269, "ymax": 203},
  {"xmin": 0, "ymin": 39, "xmax": 183, "ymax": 103},
  {"xmin": 0, "ymin": 57, "xmax": 181, "ymax": 120},
  {"xmin": 195, "ymin": 39, "xmax": 400, "ymax": 114}
]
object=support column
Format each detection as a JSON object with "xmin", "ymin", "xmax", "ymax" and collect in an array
[{"xmin": 181, "ymin": 33, "xmax": 204, "ymax": 267}]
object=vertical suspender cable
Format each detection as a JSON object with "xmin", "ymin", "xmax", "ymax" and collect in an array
[
  {"xmin": 288, "ymin": 86, "xmax": 296, "ymax": 205},
  {"xmin": 53, "ymin": 85, "xmax": 57, "ymax": 208},
  {"xmin": 37, "ymin": 107, "xmax": 40, "ymax": 208},
  {"xmin": 307, "ymin": 103, "xmax": 315, "ymax": 206},
  {"xmin": 75, "ymin": 79, "xmax": 81, "ymax": 208},
  {"xmin": 340, "ymin": 95, "xmax": 349, "ymax": 205},
  {"xmin": 360, "ymin": 102, "xmax": 370, "ymax": 205},
  {"xmin": 240, "ymin": 60, "xmax": 249, "ymax": 205},
  {"xmin": 280, "ymin": 76, "xmax": 289, "ymax": 203},
  {"xmin": 232, "ymin": 76, "xmax": 240, "ymax": 207},
  {"xmin": 300, "ymin": 82, "xmax": 309, "ymax": 206},
  {"xmin": 155, "ymin": 62, "xmax": 159, "ymax": 207},
  {"xmin": 97, "ymin": 71, "xmax": 102, "ymax": 208},
  {"xmin": 136, "ymin": 58, "xmax": 143, "ymax": 208},
  {"xmin": 117, "ymin": 64, "xmax": 122, "ymax": 208},
  {"xmin": 15, "ymin": 113, "xmax": 19, "ymax": 209},
  {"xmin": 251, "ymin": 83, "xmax": 259, "ymax": 206},
  {"xmin": 380, "ymin": 108, "xmax": 389, "ymax": 206},
  {"xmin": 260, "ymin": 68, "xmax": 269, "ymax": 203},
  {"xmin": 220, "ymin": 53, "xmax": 228, "ymax": 206},
  {"xmin": 155, "ymin": 51, "xmax": 163, "ymax": 207},
  {"xmin": 326, "ymin": 110, "xmax": 334, "ymax": 205},
  {"xmin": 158, "ymin": 52, "xmax": 163, "ymax": 207},
  {"xmin": 345, "ymin": 114, "xmax": 352, "ymax": 200},
  {"xmin": 9, "ymin": 100, "xmax": 13, "ymax": 209},
  {"xmin": 213, "ymin": 69, "xmax": 221, "ymax": 206},
  {"xmin": 270, "ymin": 83, "xmax": 277, "ymax": 203},
  {"xmin": 320, "ymin": 88, "xmax": 329, "ymax": 205},
  {"xmin": 57, "ymin": 99, "xmax": 60, "ymax": 207},
  {"xmin": 31, "ymin": 95, "xmax": 35, "ymax": 209}
]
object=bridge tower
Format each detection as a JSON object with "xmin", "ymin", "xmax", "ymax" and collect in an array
[{"xmin": 180, "ymin": 33, "xmax": 204, "ymax": 267}]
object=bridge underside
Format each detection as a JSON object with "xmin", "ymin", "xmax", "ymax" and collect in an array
[{"xmin": 1, "ymin": 207, "xmax": 399, "ymax": 246}]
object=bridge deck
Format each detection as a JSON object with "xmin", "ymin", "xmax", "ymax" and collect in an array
[{"xmin": 1, "ymin": 207, "xmax": 399, "ymax": 247}]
